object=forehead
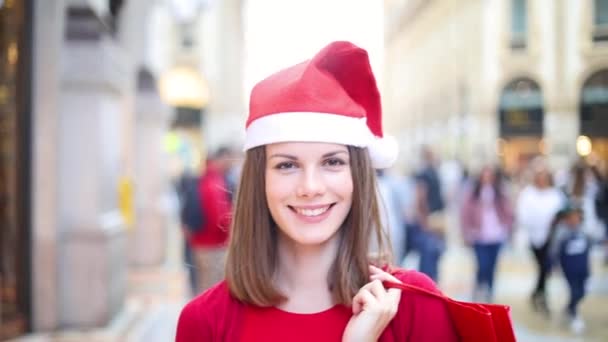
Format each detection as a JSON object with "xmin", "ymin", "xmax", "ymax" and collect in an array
[{"xmin": 265, "ymin": 142, "xmax": 348, "ymax": 156}]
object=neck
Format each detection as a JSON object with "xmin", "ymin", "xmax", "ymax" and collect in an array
[{"xmin": 274, "ymin": 233, "xmax": 340, "ymax": 312}]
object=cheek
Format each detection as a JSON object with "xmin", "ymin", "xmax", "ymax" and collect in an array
[
  {"xmin": 332, "ymin": 172, "xmax": 354, "ymax": 199},
  {"xmin": 265, "ymin": 173, "xmax": 288, "ymax": 205}
]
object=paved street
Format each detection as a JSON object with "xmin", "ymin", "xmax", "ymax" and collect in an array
[
  {"xmin": 437, "ymin": 244, "xmax": 608, "ymax": 342},
  {"xmin": 432, "ymin": 208, "xmax": 608, "ymax": 342}
]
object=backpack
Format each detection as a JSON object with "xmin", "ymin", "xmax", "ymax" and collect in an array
[{"xmin": 179, "ymin": 174, "xmax": 205, "ymax": 232}]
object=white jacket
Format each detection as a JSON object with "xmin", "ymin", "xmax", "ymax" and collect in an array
[{"xmin": 516, "ymin": 185, "xmax": 564, "ymax": 248}]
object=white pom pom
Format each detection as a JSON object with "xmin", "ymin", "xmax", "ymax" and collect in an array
[{"xmin": 368, "ymin": 135, "xmax": 399, "ymax": 169}]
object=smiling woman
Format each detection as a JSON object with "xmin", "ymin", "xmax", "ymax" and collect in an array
[{"xmin": 176, "ymin": 41, "xmax": 461, "ymax": 342}]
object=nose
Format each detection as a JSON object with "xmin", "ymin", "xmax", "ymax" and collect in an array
[{"xmin": 296, "ymin": 167, "xmax": 326, "ymax": 198}]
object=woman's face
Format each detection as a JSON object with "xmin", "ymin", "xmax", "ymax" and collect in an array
[
  {"xmin": 533, "ymin": 170, "xmax": 550, "ymax": 188},
  {"xmin": 265, "ymin": 142, "xmax": 353, "ymax": 246},
  {"xmin": 480, "ymin": 167, "xmax": 495, "ymax": 185}
]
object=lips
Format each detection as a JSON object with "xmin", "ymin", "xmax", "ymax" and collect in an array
[{"xmin": 288, "ymin": 204, "xmax": 336, "ymax": 219}]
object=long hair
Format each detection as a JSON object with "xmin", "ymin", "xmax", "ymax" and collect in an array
[
  {"xmin": 472, "ymin": 166, "xmax": 504, "ymax": 204},
  {"xmin": 224, "ymin": 145, "xmax": 390, "ymax": 306},
  {"xmin": 570, "ymin": 163, "xmax": 586, "ymax": 198}
]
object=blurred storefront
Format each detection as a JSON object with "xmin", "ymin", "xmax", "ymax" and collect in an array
[
  {"xmin": 580, "ymin": 69, "xmax": 608, "ymax": 163},
  {"xmin": 498, "ymin": 78, "xmax": 545, "ymax": 175},
  {"xmin": 0, "ymin": 0, "xmax": 244, "ymax": 338},
  {"xmin": 384, "ymin": 0, "xmax": 608, "ymax": 175},
  {"xmin": 0, "ymin": 0, "xmax": 33, "ymax": 339}
]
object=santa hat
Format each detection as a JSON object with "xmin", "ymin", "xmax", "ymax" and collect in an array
[{"xmin": 244, "ymin": 41, "xmax": 398, "ymax": 169}]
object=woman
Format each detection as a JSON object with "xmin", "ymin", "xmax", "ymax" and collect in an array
[
  {"xmin": 516, "ymin": 160, "xmax": 564, "ymax": 315},
  {"xmin": 460, "ymin": 166, "xmax": 514, "ymax": 303},
  {"xmin": 175, "ymin": 41, "xmax": 458, "ymax": 341}
]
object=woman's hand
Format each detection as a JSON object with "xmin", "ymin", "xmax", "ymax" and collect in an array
[{"xmin": 342, "ymin": 265, "xmax": 403, "ymax": 342}]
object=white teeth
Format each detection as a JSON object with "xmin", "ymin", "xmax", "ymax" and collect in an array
[{"xmin": 294, "ymin": 206, "xmax": 330, "ymax": 217}]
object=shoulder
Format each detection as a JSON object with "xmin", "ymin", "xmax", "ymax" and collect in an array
[
  {"xmin": 176, "ymin": 281, "xmax": 237, "ymax": 341},
  {"xmin": 187, "ymin": 280, "xmax": 233, "ymax": 310},
  {"xmin": 518, "ymin": 186, "xmax": 533, "ymax": 198},
  {"xmin": 388, "ymin": 269, "xmax": 458, "ymax": 340},
  {"xmin": 391, "ymin": 268, "xmax": 443, "ymax": 294},
  {"xmin": 391, "ymin": 269, "xmax": 445, "ymax": 310}
]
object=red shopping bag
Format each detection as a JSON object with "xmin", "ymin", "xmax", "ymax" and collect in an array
[{"xmin": 385, "ymin": 281, "xmax": 516, "ymax": 342}]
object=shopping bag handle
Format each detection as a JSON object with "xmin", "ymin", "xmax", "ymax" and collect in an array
[{"xmin": 383, "ymin": 280, "xmax": 499, "ymax": 315}]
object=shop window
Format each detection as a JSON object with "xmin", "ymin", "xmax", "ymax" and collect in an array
[
  {"xmin": 499, "ymin": 78, "xmax": 543, "ymax": 137},
  {"xmin": 499, "ymin": 78, "xmax": 544, "ymax": 176},
  {"xmin": 594, "ymin": 0, "xmax": 608, "ymax": 42},
  {"xmin": 580, "ymin": 69, "xmax": 608, "ymax": 137}
]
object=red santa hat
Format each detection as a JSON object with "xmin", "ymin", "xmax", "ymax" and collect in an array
[{"xmin": 244, "ymin": 41, "xmax": 398, "ymax": 169}]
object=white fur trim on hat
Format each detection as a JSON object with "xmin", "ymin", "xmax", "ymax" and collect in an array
[
  {"xmin": 244, "ymin": 112, "xmax": 398, "ymax": 169},
  {"xmin": 368, "ymin": 134, "xmax": 398, "ymax": 169}
]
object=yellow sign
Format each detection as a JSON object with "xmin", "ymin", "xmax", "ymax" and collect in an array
[{"xmin": 118, "ymin": 176, "xmax": 135, "ymax": 229}]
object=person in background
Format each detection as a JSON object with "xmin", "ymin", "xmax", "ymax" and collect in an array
[
  {"xmin": 460, "ymin": 165, "xmax": 514, "ymax": 303},
  {"xmin": 548, "ymin": 203, "xmax": 591, "ymax": 334},
  {"xmin": 188, "ymin": 146, "xmax": 234, "ymax": 293},
  {"xmin": 176, "ymin": 168, "xmax": 200, "ymax": 296},
  {"xmin": 376, "ymin": 169, "xmax": 408, "ymax": 266},
  {"xmin": 562, "ymin": 160, "xmax": 602, "ymax": 238},
  {"xmin": 176, "ymin": 41, "xmax": 459, "ymax": 341},
  {"xmin": 413, "ymin": 147, "xmax": 446, "ymax": 281},
  {"xmin": 516, "ymin": 159, "xmax": 564, "ymax": 316},
  {"xmin": 590, "ymin": 163, "xmax": 608, "ymax": 264}
]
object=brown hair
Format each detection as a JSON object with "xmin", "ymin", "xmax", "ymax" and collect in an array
[{"xmin": 225, "ymin": 145, "xmax": 390, "ymax": 306}]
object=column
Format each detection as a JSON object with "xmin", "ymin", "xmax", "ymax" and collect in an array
[
  {"xmin": 57, "ymin": 4, "xmax": 128, "ymax": 328},
  {"xmin": 31, "ymin": 0, "xmax": 65, "ymax": 331},
  {"xmin": 128, "ymin": 69, "xmax": 172, "ymax": 267}
]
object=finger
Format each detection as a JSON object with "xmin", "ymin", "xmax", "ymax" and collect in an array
[
  {"xmin": 386, "ymin": 286, "xmax": 402, "ymax": 308},
  {"xmin": 369, "ymin": 265, "xmax": 385, "ymax": 274},
  {"xmin": 369, "ymin": 273, "xmax": 403, "ymax": 306},
  {"xmin": 352, "ymin": 288, "xmax": 377, "ymax": 315},
  {"xmin": 361, "ymin": 279, "xmax": 387, "ymax": 301},
  {"xmin": 370, "ymin": 271, "xmax": 402, "ymax": 285}
]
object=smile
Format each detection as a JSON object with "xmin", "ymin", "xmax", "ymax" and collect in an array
[{"xmin": 289, "ymin": 204, "xmax": 335, "ymax": 217}]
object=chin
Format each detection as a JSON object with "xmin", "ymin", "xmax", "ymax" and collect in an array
[{"xmin": 281, "ymin": 224, "xmax": 341, "ymax": 247}]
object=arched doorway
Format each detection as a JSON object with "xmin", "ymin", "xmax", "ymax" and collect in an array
[
  {"xmin": 580, "ymin": 69, "xmax": 608, "ymax": 164},
  {"xmin": 498, "ymin": 78, "xmax": 544, "ymax": 176}
]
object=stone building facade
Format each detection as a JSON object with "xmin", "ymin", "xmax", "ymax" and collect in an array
[{"xmin": 384, "ymin": 0, "xmax": 608, "ymax": 175}]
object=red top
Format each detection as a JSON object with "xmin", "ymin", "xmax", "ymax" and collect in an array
[
  {"xmin": 189, "ymin": 162, "xmax": 232, "ymax": 248},
  {"xmin": 241, "ymin": 304, "xmax": 351, "ymax": 341},
  {"xmin": 175, "ymin": 269, "xmax": 459, "ymax": 341}
]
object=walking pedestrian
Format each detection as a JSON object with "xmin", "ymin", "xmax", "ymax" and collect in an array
[
  {"xmin": 176, "ymin": 41, "xmax": 460, "ymax": 341},
  {"xmin": 376, "ymin": 169, "xmax": 408, "ymax": 266},
  {"xmin": 516, "ymin": 159, "xmax": 564, "ymax": 316},
  {"xmin": 188, "ymin": 147, "xmax": 234, "ymax": 293},
  {"xmin": 561, "ymin": 159, "xmax": 603, "ymax": 238},
  {"xmin": 460, "ymin": 165, "xmax": 514, "ymax": 303},
  {"xmin": 589, "ymin": 163, "xmax": 608, "ymax": 265},
  {"xmin": 176, "ymin": 169, "xmax": 202, "ymax": 296},
  {"xmin": 548, "ymin": 203, "xmax": 591, "ymax": 334},
  {"xmin": 412, "ymin": 147, "xmax": 446, "ymax": 281}
]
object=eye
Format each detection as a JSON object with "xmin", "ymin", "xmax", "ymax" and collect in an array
[
  {"xmin": 323, "ymin": 157, "xmax": 347, "ymax": 167},
  {"xmin": 275, "ymin": 161, "xmax": 297, "ymax": 170}
]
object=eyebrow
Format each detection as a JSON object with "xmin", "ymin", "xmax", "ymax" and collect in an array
[{"xmin": 268, "ymin": 150, "xmax": 348, "ymax": 160}]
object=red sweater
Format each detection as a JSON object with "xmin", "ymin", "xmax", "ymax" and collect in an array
[
  {"xmin": 176, "ymin": 269, "xmax": 458, "ymax": 341},
  {"xmin": 189, "ymin": 163, "xmax": 232, "ymax": 248}
]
